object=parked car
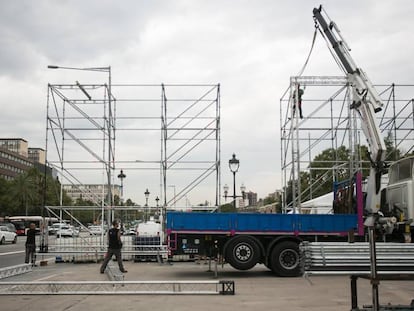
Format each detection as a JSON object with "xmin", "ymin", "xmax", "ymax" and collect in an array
[
  {"xmin": 126, "ymin": 226, "xmax": 137, "ymax": 236},
  {"xmin": 88, "ymin": 225, "xmax": 104, "ymax": 235},
  {"xmin": 0, "ymin": 225, "xmax": 17, "ymax": 244},
  {"xmin": 56, "ymin": 225, "xmax": 79, "ymax": 238},
  {"xmin": 50, "ymin": 223, "xmax": 66, "ymax": 235},
  {"xmin": 0, "ymin": 222, "xmax": 17, "ymax": 234},
  {"xmin": 48, "ymin": 225, "xmax": 58, "ymax": 235}
]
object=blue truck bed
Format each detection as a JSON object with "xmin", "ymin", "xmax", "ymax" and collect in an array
[{"xmin": 167, "ymin": 212, "xmax": 360, "ymax": 236}]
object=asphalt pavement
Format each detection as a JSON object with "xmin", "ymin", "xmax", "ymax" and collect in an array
[
  {"xmin": 0, "ymin": 235, "xmax": 56, "ymax": 268},
  {"xmin": 0, "ymin": 236, "xmax": 27, "ymax": 268},
  {"xmin": 1, "ymin": 259, "xmax": 414, "ymax": 311}
]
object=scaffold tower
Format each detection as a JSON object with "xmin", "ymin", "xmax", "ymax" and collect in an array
[
  {"xmin": 280, "ymin": 77, "xmax": 414, "ymax": 213},
  {"xmin": 45, "ymin": 78, "xmax": 221, "ymax": 249}
]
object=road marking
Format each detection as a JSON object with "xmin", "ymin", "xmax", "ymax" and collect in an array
[{"xmin": 0, "ymin": 250, "xmax": 24, "ymax": 256}]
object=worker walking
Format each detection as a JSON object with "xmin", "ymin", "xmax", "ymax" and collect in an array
[
  {"xmin": 25, "ymin": 222, "xmax": 37, "ymax": 266},
  {"xmin": 100, "ymin": 220, "xmax": 127, "ymax": 273},
  {"xmin": 292, "ymin": 84, "xmax": 304, "ymax": 119}
]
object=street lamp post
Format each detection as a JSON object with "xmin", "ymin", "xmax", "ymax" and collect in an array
[
  {"xmin": 144, "ymin": 189, "xmax": 150, "ymax": 221},
  {"xmin": 223, "ymin": 184, "xmax": 229, "ymax": 200},
  {"xmin": 240, "ymin": 183, "xmax": 246, "ymax": 208},
  {"xmin": 117, "ymin": 169, "xmax": 126, "ymax": 223},
  {"xmin": 224, "ymin": 154, "xmax": 247, "ymax": 209},
  {"xmin": 229, "ymin": 153, "xmax": 240, "ymax": 209},
  {"xmin": 117, "ymin": 170, "xmax": 126, "ymax": 201},
  {"xmin": 155, "ymin": 196, "xmax": 160, "ymax": 219}
]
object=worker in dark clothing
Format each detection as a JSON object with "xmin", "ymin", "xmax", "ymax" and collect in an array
[
  {"xmin": 100, "ymin": 220, "xmax": 127, "ymax": 273},
  {"xmin": 25, "ymin": 222, "xmax": 36, "ymax": 266},
  {"xmin": 292, "ymin": 84, "xmax": 304, "ymax": 119}
]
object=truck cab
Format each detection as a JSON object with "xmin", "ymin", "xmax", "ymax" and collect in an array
[{"xmin": 385, "ymin": 156, "xmax": 414, "ymax": 224}]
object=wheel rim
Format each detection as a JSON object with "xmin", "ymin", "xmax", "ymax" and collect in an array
[
  {"xmin": 279, "ymin": 248, "xmax": 299, "ymax": 270},
  {"xmin": 234, "ymin": 243, "xmax": 252, "ymax": 262}
]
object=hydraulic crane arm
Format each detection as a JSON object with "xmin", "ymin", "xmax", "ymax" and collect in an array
[{"xmin": 313, "ymin": 6, "xmax": 387, "ymax": 217}]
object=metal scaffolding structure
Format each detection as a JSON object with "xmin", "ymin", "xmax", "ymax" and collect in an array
[
  {"xmin": 160, "ymin": 84, "xmax": 221, "ymax": 210},
  {"xmin": 45, "ymin": 78, "xmax": 220, "ymax": 249},
  {"xmin": 280, "ymin": 77, "xmax": 414, "ymax": 213},
  {"xmin": 46, "ymin": 79, "xmax": 115, "ymax": 224}
]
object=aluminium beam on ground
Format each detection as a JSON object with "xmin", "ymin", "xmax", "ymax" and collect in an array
[
  {"xmin": 0, "ymin": 280, "xmax": 235, "ymax": 295},
  {"xmin": 0, "ymin": 264, "xmax": 33, "ymax": 280}
]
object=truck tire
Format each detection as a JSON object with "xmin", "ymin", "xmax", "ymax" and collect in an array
[
  {"xmin": 270, "ymin": 241, "xmax": 301, "ymax": 277},
  {"xmin": 226, "ymin": 236, "xmax": 260, "ymax": 270}
]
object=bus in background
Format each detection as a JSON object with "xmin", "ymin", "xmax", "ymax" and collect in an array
[{"xmin": 7, "ymin": 216, "xmax": 58, "ymax": 235}]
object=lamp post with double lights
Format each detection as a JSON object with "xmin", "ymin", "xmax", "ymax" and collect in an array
[{"xmin": 223, "ymin": 183, "xmax": 247, "ymax": 209}]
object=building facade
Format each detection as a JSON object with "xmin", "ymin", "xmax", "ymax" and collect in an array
[
  {"xmin": 0, "ymin": 138, "xmax": 52, "ymax": 180},
  {"xmin": 0, "ymin": 147, "xmax": 34, "ymax": 180},
  {"xmin": 0, "ymin": 138, "xmax": 29, "ymax": 157},
  {"xmin": 63, "ymin": 184, "xmax": 121, "ymax": 204},
  {"xmin": 246, "ymin": 191, "xmax": 258, "ymax": 207},
  {"xmin": 28, "ymin": 148, "xmax": 46, "ymax": 165}
]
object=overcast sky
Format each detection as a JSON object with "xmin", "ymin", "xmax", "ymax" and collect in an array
[{"xmin": 1, "ymin": 0, "xmax": 413, "ymax": 207}]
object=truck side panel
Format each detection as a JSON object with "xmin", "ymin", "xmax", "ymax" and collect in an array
[{"xmin": 167, "ymin": 212, "xmax": 359, "ymax": 235}]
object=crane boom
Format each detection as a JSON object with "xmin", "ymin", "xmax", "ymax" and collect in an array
[{"xmin": 313, "ymin": 6, "xmax": 387, "ymax": 218}]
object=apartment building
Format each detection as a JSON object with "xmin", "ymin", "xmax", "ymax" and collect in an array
[{"xmin": 63, "ymin": 184, "xmax": 121, "ymax": 204}]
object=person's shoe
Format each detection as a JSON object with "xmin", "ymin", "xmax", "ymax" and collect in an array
[
  {"xmin": 100, "ymin": 270, "xmax": 104, "ymax": 274},
  {"xmin": 120, "ymin": 270, "xmax": 128, "ymax": 273}
]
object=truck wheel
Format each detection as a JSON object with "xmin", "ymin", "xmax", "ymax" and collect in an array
[
  {"xmin": 270, "ymin": 241, "xmax": 301, "ymax": 277},
  {"xmin": 226, "ymin": 236, "xmax": 260, "ymax": 270}
]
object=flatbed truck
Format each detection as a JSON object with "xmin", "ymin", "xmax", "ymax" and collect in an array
[
  {"xmin": 167, "ymin": 172, "xmax": 364, "ymax": 277},
  {"xmin": 167, "ymin": 209, "xmax": 363, "ymax": 277}
]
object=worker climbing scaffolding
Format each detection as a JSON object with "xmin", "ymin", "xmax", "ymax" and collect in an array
[{"xmin": 292, "ymin": 83, "xmax": 304, "ymax": 119}]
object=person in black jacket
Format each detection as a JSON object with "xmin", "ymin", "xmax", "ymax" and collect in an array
[
  {"xmin": 25, "ymin": 223, "xmax": 36, "ymax": 265},
  {"xmin": 292, "ymin": 84, "xmax": 304, "ymax": 119},
  {"xmin": 100, "ymin": 220, "xmax": 127, "ymax": 273}
]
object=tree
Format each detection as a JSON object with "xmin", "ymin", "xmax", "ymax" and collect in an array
[
  {"xmin": 1, "ymin": 167, "xmax": 74, "ymax": 216},
  {"xmin": 9, "ymin": 171, "xmax": 36, "ymax": 215},
  {"xmin": 113, "ymin": 195, "xmax": 121, "ymax": 206},
  {"xmin": 125, "ymin": 198, "xmax": 136, "ymax": 206},
  {"xmin": 263, "ymin": 196, "xmax": 277, "ymax": 205},
  {"xmin": 384, "ymin": 131, "xmax": 401, "ymax": 162},
  {"xmin": 0, "ymin": 178, "xmax": 15, "ymax": 216},
  {"xmin": 220, "ymin": 203, "xmax": 237, "ymax": 213},
  {"xmin": 285, "ymin": 171, "xmax": 312, "ymax": 206}
]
